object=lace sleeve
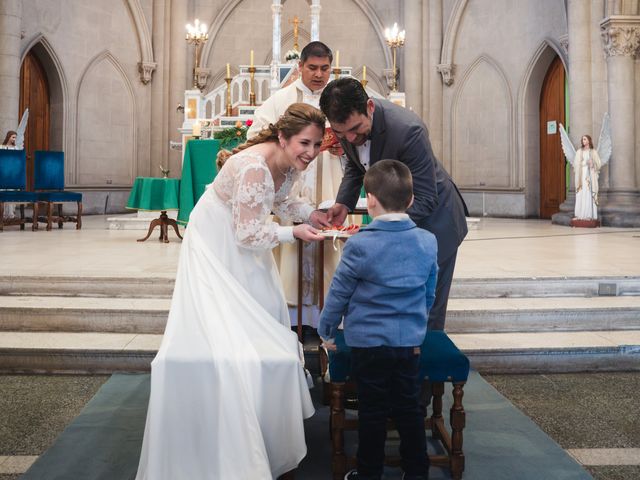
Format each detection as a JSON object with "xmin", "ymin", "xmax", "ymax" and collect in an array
[
  {"xmin": 231, "ymin": 163, "xmax": 281, "ymax": 250},
  {"xmin": 272, "ymin": 175, "xmax": 314, "ymax": 223}
]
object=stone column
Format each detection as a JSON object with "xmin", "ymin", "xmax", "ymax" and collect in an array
[
  {"xmin": 271, "ymin": 0, "xmax": 282, "ymax": 93},
  {"xmin": 553, "ymin": 0, "xmax": 594, "ymax": 225},
  {"xmin": 403, "ymin": 0, "xmax": 422, "ymax": 115},
  {"xmin": 168, "ymin": 0, "xmax": 189, "ymax": 175},
  {"xmin": 599, "ymin": 16, "xmax": 640, "ymax": 226},
  {"xmin": 0, "ymin": 0, "xmax": 22, "ymax": 136},
  {"xmin": 150, "ymin": 0, "xmax": 170, "ymax": 175},
  {"xmin": 427, "ymin": 0, "xmax": 443, "ymax": 162},
  {"xmin": 310, "ymin": 0, "xmax": 321, "ymax": 41}
]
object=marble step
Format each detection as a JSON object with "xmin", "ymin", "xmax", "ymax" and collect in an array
[
  {"xmin": 0, "ymin": 276, "xmax": 174, "ymax": 298},
  {"xmin": 0, "ymin": 330, "xmax": 638, "ymax": 375},
  {"xmin": 2, "ymin": 295, "xmax": 639, "ymax": 335},
  {"xmin": 0, "ymin": 297, "xmax": 170, "ymax": 334},
  {"xmin": 2, "ymin": 275, "xmax": 640, "ymax": 300}
]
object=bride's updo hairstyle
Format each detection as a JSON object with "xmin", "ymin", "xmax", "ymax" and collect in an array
[{"xmin": 216, "ymin": 103, "xmax": 326, "ymax": 169}]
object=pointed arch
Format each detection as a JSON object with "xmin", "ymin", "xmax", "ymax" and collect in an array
[
  {"xmin": 438, "ymin": 0, "xmax": 469, "ymax": 85},
  {"xmin": 518, "ymin": 39, "xmax": 567, "ymax": 216},
  {"xmin": 451, "ymin": 54, "xmax": 515, "ymax": 188},
  {"xmin": 75, "ymin": 51, "xmax": 137, "ymax": 186},
  {"xmin": 20, "ymin": 34, "xmax": 70, "ymax": 177},
  {"xmin": 124, "ymin": 0, "xmax": 156, "ymax": 83}
]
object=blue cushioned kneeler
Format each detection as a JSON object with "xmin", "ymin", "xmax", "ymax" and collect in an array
[
  {"xmin": 328, "ymin": 330, "xmax": 469, "ymax": 383},
  {"xmin": 37, "ymin": 191, "xmax": 82, "ymax": 202}
]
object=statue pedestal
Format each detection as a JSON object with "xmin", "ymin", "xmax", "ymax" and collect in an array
[{"xmin": 570, "ymin": 218, "xmax": 600, "ymax": 228}]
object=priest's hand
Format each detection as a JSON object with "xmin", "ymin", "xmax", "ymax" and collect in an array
[
  {"xmin": 309, "ymin": 209, "xmax": 331, "ymax": 228},
  {"xmin": 326, "ymin": 203, "xmax": 349, "ymax": 226},
  {"xmin": 293, "ymin": 224, "xmax": 324, "ymax": 242}
]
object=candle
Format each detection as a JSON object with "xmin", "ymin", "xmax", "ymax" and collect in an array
[
  {"xmin": 250, "ymin": 50, "xmax": 254, "ymax": 67},
  {"xmin": 192, "ymin": 121, "xmax": 201, "ymax": 137},
  {"xmin": 362, "ymin": 65, "xmax": 366, "ymax": 81},
  {"xmin": 226, "ymin": 63, "xmax": 231, "ymax": 78},
  {"xmin": 335, "ymin": 50, "xmax": 340, "ymax": 68}
]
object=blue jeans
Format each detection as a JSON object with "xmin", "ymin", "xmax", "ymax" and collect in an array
[{"xmin": 351, "ymin": 345, "xmax": 429, "ymax": 479}]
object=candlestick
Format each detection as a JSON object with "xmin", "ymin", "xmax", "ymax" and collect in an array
[
  {"xmin": 226, "ymin": 63, "xmax": 231, "ymax": 78},
  {"xmin": 248, "ymin": 66, "xmax": 256, "ymax": 106},
  {"xmin": 225, "ymin": 78, "xmax": 232, "ymax": 116},
  {"xmin": 362, "ymin": 65, "xmax": 366, "ymax": 81},
  {"xmin": 250, "ymin": 50, "xmax": 254, "ymax": 67},
  {"xmin": 332, "ymin": 67, "xmax": 342, "ymax": 80},
  {"xmin": 335, "ymin": 50, "xmax": 340, "ymax": 68}
]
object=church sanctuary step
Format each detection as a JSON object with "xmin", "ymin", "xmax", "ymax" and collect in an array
[
  {"xmin": 450, "ymin": 276, "xmax": 640, "ymax": 298},
  {"xmin": 0, "ymin": 296, "xmax": 170, "ymax": 334},
  {"xmin": 0, "ymin": 330, "xmax": 638, "ymax": 374},
  {"xmin": 445, "ymin": 296, "xmax": 640, "ymax": 333},
  {"xmin": 0, "ymin": 275, "xmax": 174, "ymax": 298}
]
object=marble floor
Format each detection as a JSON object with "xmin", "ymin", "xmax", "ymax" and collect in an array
[{"xmin": 1, "ymin": 215, "xmax": 639, "ymax": 279}]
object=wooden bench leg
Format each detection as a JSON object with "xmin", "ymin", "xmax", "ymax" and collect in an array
[
  {"xmin": 76, "ymin": 201, "xmax": 82, "ymax": 229},
  {"xmin": 47, "ymin": 202, "xmax": 53, "ymax": 230},
  {"xmin": 31, "ymin": 201, "xmax": 38, "ymax": 231},
  {"xmin": 430, "ymin": 381, "xmax": 445, "ymax": 441},
  {"xmin": 450, "ymin": 382, "xmax": 466, "ymax": 479},
  {"xmin": 57, "ymin": 203, "xmax": 63, "ymax": 228},
  {"xmin": 331, "ymin": 383, "xmax": 347, "ymax": 480},
  {"xmin": 19, "ymin": 204, "xmax": 25, "ymax": 230}
]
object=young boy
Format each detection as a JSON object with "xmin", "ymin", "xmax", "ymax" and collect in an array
[{"xmin": 318, "ymin": 159, "xmax": 438, "ymax": 480}]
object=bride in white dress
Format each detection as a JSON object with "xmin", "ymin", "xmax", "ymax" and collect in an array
[{"xmin": 135, "ymin": 103, "xmax": 327, "ymax": 480}]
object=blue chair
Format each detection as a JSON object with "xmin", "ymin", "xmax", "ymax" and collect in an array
[
  {"xmin": 0, "ymin": 149, "xmax": 39, "ymax": 231},
  {"xmin": 321, "ymin": 330, "xmax": 469, "ymax": 480},
  {"xmin": 34, "ymin": 151, "xmax": 82, "ymax": 230}
]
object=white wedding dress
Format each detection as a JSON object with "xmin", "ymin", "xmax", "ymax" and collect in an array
[{"xmin": 135, "ymin": 151, "xmax": 315, "ymax": 480}]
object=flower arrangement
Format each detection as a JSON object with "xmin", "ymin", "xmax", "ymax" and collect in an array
[{"xmin": 285, "ymin": 49, "xmax": 300, "ymax": 62}]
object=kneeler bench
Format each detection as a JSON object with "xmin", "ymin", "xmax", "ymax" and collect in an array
[{"xmin": 320, "ymin": 330, "xmax": 469, "ymax": 480}]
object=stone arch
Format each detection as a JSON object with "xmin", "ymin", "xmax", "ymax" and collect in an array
[
  {"xmin": 75, "ymin": 51, "xmax": 137, "ymax": 186},
  {"xmin": 124, "ymin": 0, "xmax": 156, "ymax": 83},
  {"xmin": 438, "ymin": 0, "xmax": 469, "ymax": 85},
  {"xmin": 200, "ymin": 0, "xmax": 392, "ymax": 70},
  {"xmin": 451, "ymin": 54, "xmax": 514, "ymax": 188},
  {"xmin": 20, "ymin": 34, "xmax": 69, "ymax": 169},
  {"xmin": 518, "ymin": 40, "xmax": 567, "ymax": 216}
]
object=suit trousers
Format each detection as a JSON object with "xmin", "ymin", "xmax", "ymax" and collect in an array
[
  {"xmin": 427, "ymin": 249, "xmax": 458, "ymax": 331},
  {"xmin": 351, "ymin": 346, "xmax": 429, "ymax": 479}
]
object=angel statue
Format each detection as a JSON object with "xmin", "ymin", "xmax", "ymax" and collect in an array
[
  {"xmin": 15, "ymin": 108, "xmax": 29, "ymax": 150},
  {"xmin": 559, "ymin": 113, "xmax": 612, "ymax": 224}
]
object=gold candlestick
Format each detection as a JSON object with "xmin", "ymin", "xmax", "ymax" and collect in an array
[
  {"xmin": 248, "ymin": 66, "xmax": 256, "ymax": 106},
  {"xmin": 360, "ymin": 79, "xmax": 368, "ymax": 88},
  {"xmin": 384, "ymin": 23, "xmax": 405, "ymax": 92},
  {"xmin": 225, "ymin": 76, "xmax": 232, "ymax": 116},
  {"xmin": 332, "ymin": 67, "xmax": 342, "ymax": 80}
]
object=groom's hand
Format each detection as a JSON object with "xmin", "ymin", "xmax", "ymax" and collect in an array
[
  {"xmin": 326, "ymin": 204, "xmax": 349, "ymax": 226},
  {"xmin": 309, "ymin": 210, "xmax": 331, "ymax": 228}
]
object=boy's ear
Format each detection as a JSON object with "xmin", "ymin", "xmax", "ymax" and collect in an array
[
  {"xmin": 366, "ymin": 192, "xmax": 378, "ymax": 210},
  {"xmin": 407, "ymin": 194, "xmax": 414, "ymax": 210}
]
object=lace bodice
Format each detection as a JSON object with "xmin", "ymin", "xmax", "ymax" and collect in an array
[{"xmin": 211, "ymin": 151, "xmax": 314, "ymax": 250}]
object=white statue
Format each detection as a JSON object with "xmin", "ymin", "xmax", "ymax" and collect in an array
[{"xmin": 559, "ymin": 114, "xmax": 612, "ymax": 223}]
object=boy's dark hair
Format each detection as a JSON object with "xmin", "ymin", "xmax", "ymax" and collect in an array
[
  {"xmin": 300, "ymin": 41, "xmax": 333, "ymax": 63},
  {"xmin": 319, "ymin": 77, "xmax": 369, "ymax": 123},
  {"xmin": 364, "ymin": 160, "xmax": 413, "ymax": 212}
]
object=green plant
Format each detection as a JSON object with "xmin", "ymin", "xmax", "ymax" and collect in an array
[{"xmin": 214, "ymin": 121, "xmax": 248, "ymax": 149}]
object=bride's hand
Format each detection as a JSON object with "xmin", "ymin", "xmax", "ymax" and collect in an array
[{"xmin": 293, "ymin": 224, "xmax": 324, "ymax": 242}]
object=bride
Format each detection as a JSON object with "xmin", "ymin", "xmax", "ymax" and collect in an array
[{"xmin": 136, "ymin": 103, "xmax": 326, "ymax": 480}]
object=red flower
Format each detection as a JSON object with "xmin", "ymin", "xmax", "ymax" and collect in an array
[{"xmin": 245, "ymin": 119, "xmax": 253, "ymax": 127}]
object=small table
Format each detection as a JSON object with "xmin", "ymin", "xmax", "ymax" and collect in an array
[{"xmin": 126, "ymin": 177, "xmax": 182, "ymax": 243}]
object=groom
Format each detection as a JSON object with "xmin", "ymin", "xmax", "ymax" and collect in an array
[{"xmin": 317, "ymin": 77, "xmax": 468, "ymax": 331}]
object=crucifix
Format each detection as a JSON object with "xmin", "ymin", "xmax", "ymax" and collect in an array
[{"xmin": 289, "ymin": 15, "xmax": 303, "ymax": 51}]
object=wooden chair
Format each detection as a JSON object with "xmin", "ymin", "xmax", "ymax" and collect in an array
[
  {"xmin": 320, "ymin": 330, "xmax": 469, "ymax": 480},
  {"xmin": 0, "ymin": 149, "xmax": 39, "ymax": 231},
  {"xmin": 33, "ymin": 151, "xmax": 82, "ymax": 230}
]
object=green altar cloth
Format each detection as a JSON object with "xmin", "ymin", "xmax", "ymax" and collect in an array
[
  {"xmin": 178, "ymin": 139, "xmax": 220, "ymax": 225},
  {"xmin": 126, "ymin": 177, "xmax": 180, "ymax": 211}
]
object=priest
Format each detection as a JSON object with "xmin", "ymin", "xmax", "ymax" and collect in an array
[{"xmin": 248, "ymin": 41, "xmax": 345, "ymax": 329}]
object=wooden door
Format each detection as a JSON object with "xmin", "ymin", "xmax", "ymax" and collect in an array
[
  {"xmin": 19, "ymin": 50, "xmax": 50, "ymax": 191},
  {"xmin": 539, "ymin": 56, "xmax": 566, "ymax": 218}
]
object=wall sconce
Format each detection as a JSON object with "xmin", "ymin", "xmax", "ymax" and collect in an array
[
  {"xmin": 176, "ymin": 103, "xmax": 185, "ymax": 113},
  {"xmin": 384, "ymin": 22, "xmax": 405, "ymax": 92},
  {"xmin": 186, "ymin": 19, "xmax": 209, "ymax": 90}
]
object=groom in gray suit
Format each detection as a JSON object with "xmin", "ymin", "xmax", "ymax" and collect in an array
[{"xmin": 317, "ymin": 77, "xmax": 468, "ymax": 331}]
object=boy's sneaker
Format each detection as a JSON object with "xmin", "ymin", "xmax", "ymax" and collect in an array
[{"xmin": 344, "ymin": 469, "xmax": 381, "ymax": 480}]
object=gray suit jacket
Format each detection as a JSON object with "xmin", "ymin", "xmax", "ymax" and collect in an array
[{"xmin": 335, "ymin": 98, "xmax": 468, "ymax": 260}]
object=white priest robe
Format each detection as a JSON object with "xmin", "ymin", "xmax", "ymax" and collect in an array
[{"xmin": 248, "ymin": 79, "xmax": 345, "ymax": 326}]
